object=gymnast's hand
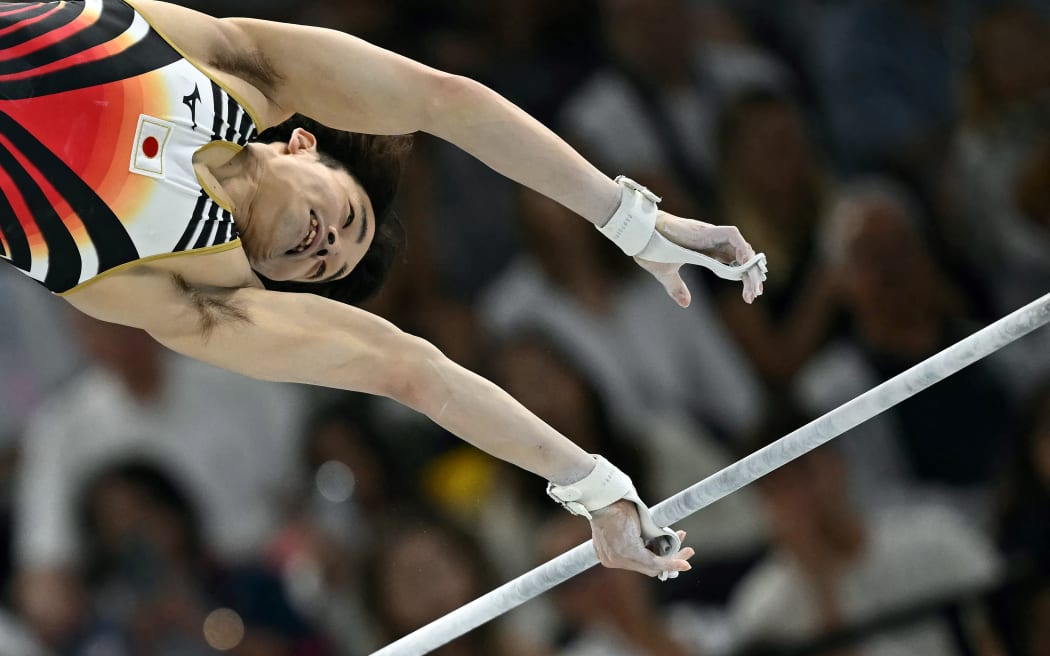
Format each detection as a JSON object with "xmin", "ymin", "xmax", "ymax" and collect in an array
[
  {"xmin": 635, "ymin": 212, "xmax": 766, "ymax": 307},
  {"xmin": 589, "ymin": 500, "xmax": 694, "ymax": 578}
]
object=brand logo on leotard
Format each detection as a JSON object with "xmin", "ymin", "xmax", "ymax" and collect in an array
[{"xmin": 183, "ymin": 84, "xmax": 202, "ymax": 130}]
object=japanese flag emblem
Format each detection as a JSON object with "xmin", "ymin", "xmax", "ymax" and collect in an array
[{"xmin": 130, "ymin": 114, "xmax": 174, "ymax": 179}]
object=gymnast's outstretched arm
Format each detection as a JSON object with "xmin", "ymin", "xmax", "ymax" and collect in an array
[
  {"xmin": 129, "ymin": 0, "xmax": 762, "ymax": 304},
  {"xmin": 218, "ymin": 15, "xmax": 764, "ymax": 303},
  {"xmin": 127, "ymin": 279, "xmax": 693, "ymax": 578},
  {"xmin": 119, "ymin": 0, "xmax": 716, "ymax": 576}
]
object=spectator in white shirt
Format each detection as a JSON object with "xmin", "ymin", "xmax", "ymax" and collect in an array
[
  {"xmin": 14, "ymin": 313, "xmax": 305, "ymax": 649},
  {"xmin": 730, "ymin": 407, "xmax": 1001, "ymax": 656}
]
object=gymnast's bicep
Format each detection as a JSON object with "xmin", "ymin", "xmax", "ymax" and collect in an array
[
  {"xmin": 219, "ymin": 15, "xmax": 444, "ymax": 135},
  {"xmin": 144, "ymin": 279, "xmax": 426, "ymax": 396}
]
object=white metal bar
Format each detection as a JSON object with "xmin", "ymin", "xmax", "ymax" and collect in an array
[{"xmin": 372, "ymin": 292, "xmax": 1050, "ymax": 656}]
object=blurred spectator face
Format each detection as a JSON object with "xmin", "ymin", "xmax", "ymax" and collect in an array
[
  {"xmin": 973, "ymin": 8, "xmax": 1050, "ymax": 109},
  {"xmin": 602, "ymin": 0, "xmax": 692, "ymax": 77},
  {"xmin": 836, "ymin": 198, "xmax": 937, "ymax": 321},
  {"xmin": 491, "ymin": 339, "xmax": 594, "ymax": 447},
  {"xmin": 81, "ymin": 466, "xmax": 313, "ymax": 655},
  {"xmin": 692, "ymin": 2, "xmax": 751, "ymax": 45},
  {"xmin": 726, "ymin": 101, "xmax": 816, "ymax": 202},
  {"xmin": 376, "ymin": 523, "xmax": 481, "ymax": 635},
  {"xmin": 88, "ymin": 475, "xmax": 189, "ymax": 566}
]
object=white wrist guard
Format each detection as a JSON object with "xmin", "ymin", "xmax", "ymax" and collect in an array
[
  {"xmin": 547, "ymin": 455, "xmax": 683, "ymax": 580},
  {"xmin": 599, "ymin": 176, "xmax": 768, "ymax": 283},
  {"xmin": 597, "ymin": 176, "xmax": 662, "ymax": 257}
]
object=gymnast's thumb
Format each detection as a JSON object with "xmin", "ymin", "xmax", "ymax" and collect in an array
[{"xmin": 664, "ymin": 273, "xmax": 691, "ymax": 308}]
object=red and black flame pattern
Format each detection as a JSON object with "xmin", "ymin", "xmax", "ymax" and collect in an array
[{"xmin": 0, "ymin": 0, "xmax": 257, "ymax": 294}]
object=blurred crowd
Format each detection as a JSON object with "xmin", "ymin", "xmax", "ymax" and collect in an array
[{"xmin": 2, "ymin": 0, "xmax": 1050, "ymax": 654}]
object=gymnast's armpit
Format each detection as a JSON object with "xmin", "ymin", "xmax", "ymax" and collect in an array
[{"xmin": 169, "ymin": 273, "xmax": 251, "ymax": 341}]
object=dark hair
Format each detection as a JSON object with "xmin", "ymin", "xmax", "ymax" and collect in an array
[
  {"xmin": 253, "ymin": 114, "xmax": 413, "ymax": 305},
  {"xmin": 965, "ymin": 4, "xmax": 1050, "ymax": 126},
  {"xmin": 77, "ymin": 460, "xmax": 204, "ymax": 583}
]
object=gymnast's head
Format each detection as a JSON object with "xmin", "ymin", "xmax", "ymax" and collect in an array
[{"xmin": 238, "ymin": 115, "xmax": 412, "ymax": 305}]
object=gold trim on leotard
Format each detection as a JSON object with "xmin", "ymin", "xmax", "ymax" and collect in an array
[{"xmin": 57, "ymin": 238, "xmax": 244, "ymax": 297}]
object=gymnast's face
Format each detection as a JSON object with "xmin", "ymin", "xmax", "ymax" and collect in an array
[{"xmin": 237, "ymin": 128, "xmax": 376, "ymax": 283}]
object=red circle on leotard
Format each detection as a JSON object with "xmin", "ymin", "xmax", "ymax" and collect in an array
[{"xmin": 142, "ymin": 136, "xmax": 160, "ymax": 159}]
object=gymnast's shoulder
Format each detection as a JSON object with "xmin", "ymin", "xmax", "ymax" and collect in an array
[{"xmin": 124, "ymin": 0, "xmax": 288, "ymax": 130}]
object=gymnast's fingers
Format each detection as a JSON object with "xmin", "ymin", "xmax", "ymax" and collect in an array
[
  {"xmin": 658, "ymin": 217, "xmax": 735, "ymax": 263},
  {"xmin": 728, "ymin": 231, "xmax": 763, "ymax": 304},
  {"xmin": 591, "ymin": 506, "xmax": 694, "ymax": 577},
  {"xmin": 747, "ymin": 265, "xmax": 764, "ymax": 300},
  {"xmin": 742, "ymin": 264, "xmax": 764, "ymax": 304},
  {"xmin": 630, "ymin": 542, "xmax": 694, "ymax": 579},
  {"xmin": 596, "ymin": 536, "xmax": 666, "ymax": 576},
  {"xmin": 717, "ymin": 224, "xmax": 757, "ymax": 266},
  {"xmin": 649, "ymin": 530, "xmax": 695, "ymax": 578}
]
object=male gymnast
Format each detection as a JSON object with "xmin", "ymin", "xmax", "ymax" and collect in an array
[{"xmin": 0, "ymin": 0, "xmax": 766, "ymax": 579}]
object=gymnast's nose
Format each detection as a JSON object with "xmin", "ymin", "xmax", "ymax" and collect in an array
[{"xmin": 316, "ymin": 227, "xmax": 341, "ymax": 258}]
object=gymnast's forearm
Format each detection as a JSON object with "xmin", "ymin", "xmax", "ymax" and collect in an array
[
  {"xmin": 419, "ymin": 76, "xmax": 622, "ymax": 226},
  {"xmin": 402, "ymin": 352, "xmax": 597, "ymax": 485}
]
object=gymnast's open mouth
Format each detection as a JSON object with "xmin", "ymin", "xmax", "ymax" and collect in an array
[{"xmin": 287, "ymin": 213, "xmax": 324, "ymax": 256}]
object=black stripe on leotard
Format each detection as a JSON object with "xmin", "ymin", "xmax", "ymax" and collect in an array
[
  {"xmin": 0, "ymin": 109, "xmax": 139, "ymax": 290},
  {"xmin": 0, "ymin": 3, "xmax": 180, "ymax": 99},
  {"xmin": 0, "ymin": 1, "xmax": 84, "ymax": 55},
  {"xmin": 175, "ymin": 190, "xmax": 209, "ymax": 252},
  {"xmin": 0, "ymin": 184, "xmax": 32, "ymax": 269},
  {"xmin": 209, "ymin": 80, "xmax": 224, "ymax": 141},
  {"xmin": 0, "ymin": 138, "xmax": 81, "ymax": 290}
]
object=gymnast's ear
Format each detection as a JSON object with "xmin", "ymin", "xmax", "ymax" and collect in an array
[{"xmin": 287, "ymin": 127, "xmax": 318, "ymax": 154}]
